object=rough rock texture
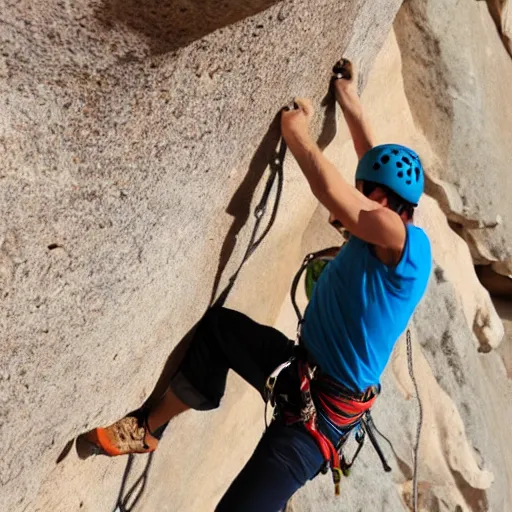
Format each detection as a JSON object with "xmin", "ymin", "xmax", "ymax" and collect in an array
[
  {"xmin": 395, "ymin": 0, "xmax": 512, "ymax": 279},
  {"xmin": 2, "ymin": 1, "xmax": 512, "ymax": 512},
  {"xmin": 0, "ymin": 1, "xmax": 403, "ymax": 511},
  {"xmin": 493, "ymin": 298, "xmax": 512, "ymax": 378}
]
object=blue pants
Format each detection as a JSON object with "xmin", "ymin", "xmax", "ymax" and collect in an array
[
  {"xmin": 170, "ymin": 307, "xmax": 325, "ymax": 511},
  {"xmin": 216, "ymin": 421, "xmax": 324, "ymax": 512}
]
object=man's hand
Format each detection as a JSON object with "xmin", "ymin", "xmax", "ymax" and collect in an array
[
  {"xmin": 280, "ymin": 98, "xmax": 315, "ymax": 145},
  {"xmin": 333, "ymin": 59, "xmax": 358, "ymax": 107}
]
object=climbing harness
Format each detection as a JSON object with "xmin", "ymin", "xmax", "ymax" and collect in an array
[
  {"xmin": 265, "ymin": 251, "xmax": 393, "ymax": 496},
  {"xmin": 285, "ymin": 361, "xmax": 378, "ymax": 495}
]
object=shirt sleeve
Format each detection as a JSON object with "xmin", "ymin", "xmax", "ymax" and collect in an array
[{"xmin": 394, "ymin": 224, "xmax": 432, "ymax": 282}]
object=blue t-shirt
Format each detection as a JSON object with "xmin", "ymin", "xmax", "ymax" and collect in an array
[{"xmin": 302, "ymin": 224, "xmax": 432, "ymax": 394}]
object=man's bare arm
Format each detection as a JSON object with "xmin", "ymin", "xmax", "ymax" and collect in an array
[
  {"xmin": 333, "ymin": 61, "xmax": 376, "ymax": 159},
  {"xmin": 281, "ymin": 99, "xmax": 405, "ymax": 253}
]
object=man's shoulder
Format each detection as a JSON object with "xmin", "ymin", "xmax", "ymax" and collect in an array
[
  {"xmin": 407, "ymin": 224, "xmax": 431, "ymax": 248},
  {"xmin": 405, "ymin": 224, "xmax": 432, "ymax": 273}
]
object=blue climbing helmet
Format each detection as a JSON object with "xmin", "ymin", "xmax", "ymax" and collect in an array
[{"xmin": 355, "ymin": 144, "xmax": 424, "ymax": 206}]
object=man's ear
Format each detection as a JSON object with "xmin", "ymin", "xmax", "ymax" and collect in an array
[
  {"xmin": 371, "ymin": 187, "xmax": 389, "ymax": 206},
  {"xmin": 400, "ymin": 209, "xmax": 413, "ymax": 223}
]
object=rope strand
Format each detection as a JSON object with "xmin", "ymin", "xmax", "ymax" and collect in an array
[{"xmin": 406, "ymin": 329, "xmax": 422, "ymax": 512}]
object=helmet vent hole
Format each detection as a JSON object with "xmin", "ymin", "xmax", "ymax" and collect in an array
[
  {"xmin": 396, "ymin": 162, "xmax": 403, "ymax": 168},
  {"xmin": 402, "ymin": 156, "xmax": 411, "ymax": 165},
  {"xmin": 406, "ymin": 169, "xmax": 412, "ymax": 177},
  {"xmin": 392, "ymin": 149, "xmax": 399, "ymax": 155},
  {"xmin": 406, "ymin": 180, "xmax": 412, "ymax": 185},
  {"xmin": 415, "ymin": 167, "xmax": 420, "ymax": 181},
  {"xmin": 372, "ymin": 163, "xmax": 381, "ymax": 170},
  {"xmin": 381, "ymin": 155, "xmax": 390, "ymax": 164},
  {"xmin": 397, "ymin": 171, "xmax": 404, "ymax": 178}
]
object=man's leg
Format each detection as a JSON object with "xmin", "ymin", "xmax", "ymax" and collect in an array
[
  {"xmin": 146, "ymin": 388, "xmax": 189, "ymax": 433},
  {"xmin": 165, "ymin": 306, "xmax": 295, "ymax": 414},
  {"xmin": 216, "ymin": 422, "xmax": 324, "ymax": 512},
  {"xmin": 81, "ymin": 306, "xmax": 294, "ymax": 455}
]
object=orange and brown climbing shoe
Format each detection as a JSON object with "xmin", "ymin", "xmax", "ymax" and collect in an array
[{"xmin": 77, "ymin": 412, "xmax": 159, "ymax": 458}]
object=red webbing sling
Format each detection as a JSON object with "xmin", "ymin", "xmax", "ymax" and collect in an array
[{"xmin": 282, "ymin": 360, "xmax": 377, "ymax": 495}]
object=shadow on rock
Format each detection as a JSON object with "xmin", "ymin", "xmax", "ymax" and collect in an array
[
  {"xmin": 56, "ymin": 439, "xmax": 74, "ymax": 464},
  {"xmin": 316, "ymin": 78, "xmax": 338, "ymax": 150},
  {"xmin": 148, "ymin": 113, "xmax": 287, "ymax": 404},
  {"xmin": 112, "ymin": 453, "xmax": 154, "ymax": 512},
  {"xmin": 95, "ymin": 0, "xmax": 282, "ymax": 55},
  {"xmin": 209, "ymin": 113, "xmax": 282, "ymax": 306}
]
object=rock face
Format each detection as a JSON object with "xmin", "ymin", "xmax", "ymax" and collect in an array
[
  {"xmin": 1, "ymin": 1, "xmax": 512, "ymax": 512},
  {"xmin": 0, "ymin": 1, "xmax": 403, "ymax": 511},
  {"xmin": 395, "ymin": 0, "xmax": 512, "ymax": 284}
]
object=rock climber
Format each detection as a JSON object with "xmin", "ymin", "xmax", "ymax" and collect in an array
[{"xmin": 79, "ymin": 59, "xmax": 432, "ymax": 511}]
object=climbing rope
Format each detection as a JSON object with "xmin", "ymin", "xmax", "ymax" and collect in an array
[
  {"xmin": 406, "ymin": 329, "xmax": 422, "ymax": 512},
  {"xmin": 243, "ymin": 137, "xmax": 287, "ymax": 262}
]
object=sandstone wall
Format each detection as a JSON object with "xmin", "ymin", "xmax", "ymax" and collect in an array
[
  {"xmin": 395, "ymin": 0, "xmax": 512, "ymax": 281},
  {"xmin": 0, "ymin": 1, "xmax": 402, "ymax": 511},
  {"xmin": 1, "ymin": 0, "xmax": 512, "ymax": 511}
]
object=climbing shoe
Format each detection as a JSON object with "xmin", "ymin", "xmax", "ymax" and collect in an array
[{"xmin": 76, "ymin": 410, "xmax": 159, "ymax": 458}]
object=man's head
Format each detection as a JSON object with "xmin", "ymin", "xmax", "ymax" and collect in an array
[
  {"xmin": 356, "ymin": 180, "xmax": 415, "ymax": 221},
  {"xmin": 355, "ymin": 144, "xmax": 424, "ymax": 221}
]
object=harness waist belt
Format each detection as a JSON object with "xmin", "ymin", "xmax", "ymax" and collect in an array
[{"xmin": 269, "ymin": 354, "xmax": 378, "ymax": 495}]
